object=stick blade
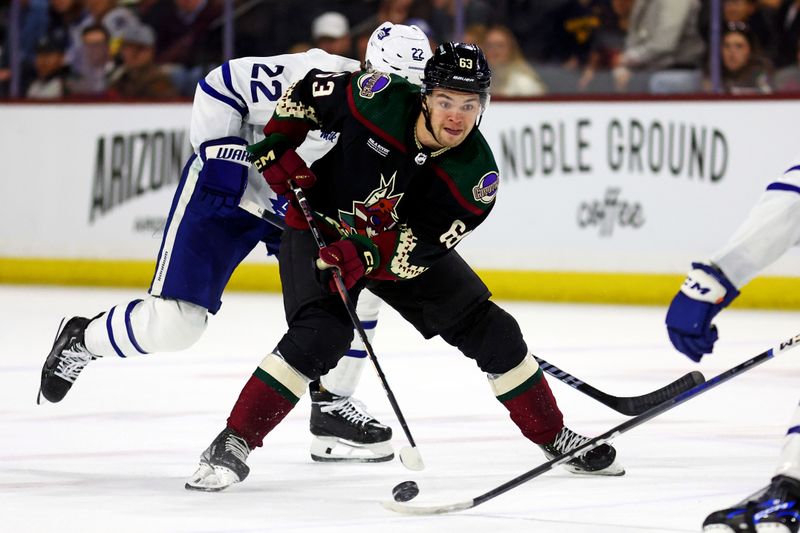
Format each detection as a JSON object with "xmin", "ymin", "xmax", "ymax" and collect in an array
[
  {"xmin": 399, "ymin": 446, "xmax": 425, "ymax": 471},
  {"xmin": 614, "ymin": 370, "xmax": 706, "ymax": 416},
  {"xmin": 381, "ymin": 498, "xmax": 474, "ymax": 515}
]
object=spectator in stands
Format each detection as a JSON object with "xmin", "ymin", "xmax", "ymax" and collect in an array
[
  {"xmin": 774, "ymin": 0, "xmax": 800, "ymax": 68},
  {"xmin": 69, "ymin": 23, "xmax": 113, "ymax": 96},
  {"xmin": 141, "ymin": 0, "xmax": 222, "ymax": 94},
  {"xmin": 311, "ymin": 11, "xmax": 353, "ymax": 58},
  {"xmin": 26, "ymin": 32, "xmax": 71, "ymax": 99},
  {"xmin": 483, "ymin": 24, "xmax": 547, "ymax": 96},
  {"xmin": 774, "ymin": 35, "xmax": 800, "ymax": 90},
  {"xmin": 109, "ymin": 24, "xmax": 178, "ymax": 100},
  {"xmin": 77, "ymin": 0, "xmax": 140, "ymax": 57},
  {"xmin": 699, "ymin": 1, "xmax": 777, "ymax": 54},
  {"xmin": 548, "ymin": 0, "xmax": 609, "ymax": 69},
  {"xmin": 706, "ymin": 21, "xmax": 773, "ymax": 93},
  {"xmin": 614, "ymin": 0, "xmax": 705, "ymax": 93},
  {"xmin": 579, "ymin": 0, "xmax": 634, "ymax": 91}
]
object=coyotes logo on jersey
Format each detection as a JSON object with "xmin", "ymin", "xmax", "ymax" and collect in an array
[{"xmin": 339, "ymin": 172, "xmax": 403, "ymax": 238}]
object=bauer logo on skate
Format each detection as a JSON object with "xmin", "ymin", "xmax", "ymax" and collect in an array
[
  {"xmin": 576, "ymin": 187, "xmax": 644, "ymax": 237},
  {"xmin": 472, "ymin": 172, "xmax": 499, "ymax": 204}
]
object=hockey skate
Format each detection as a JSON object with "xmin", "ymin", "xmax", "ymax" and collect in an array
[
  {"xmin": 38, "ymin": 316, "xmax": 96, "ymax": 404},
  {"xmin": 539, "ymin": 426, "xmax": 625, "ymax": 476},
  {"xmin": 703, "ymin": 475, "xmax": 800, "ymax": 532},
  {"xmin": 309, "ymin": 383, "xmax": 394, "ymax": 463},
  {"xmin": 185, "ymin": 428, "xmax": 251, "ymax": 492}
]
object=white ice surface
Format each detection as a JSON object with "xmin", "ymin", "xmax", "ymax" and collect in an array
[{"xmin": 2, "ymin": 285, "xmax": 799, "ymax": 533}]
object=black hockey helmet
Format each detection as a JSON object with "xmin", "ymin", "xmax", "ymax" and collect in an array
[{"xmin": 422, "ymin": 42, "xmax": 491, "ymax": 106}]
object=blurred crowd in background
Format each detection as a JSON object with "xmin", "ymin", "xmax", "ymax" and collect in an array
[{"xmin": 2, "ymin": 0, "xmax": 800, "ymax": 100}]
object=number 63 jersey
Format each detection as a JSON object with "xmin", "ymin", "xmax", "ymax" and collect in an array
[
  {"xmin": 190, "ymin": 49, "xmax": 361, "ymax": 216},
  {"xmin": 265, "ymin": 70, "xmax": 500, "ymax": 281}
]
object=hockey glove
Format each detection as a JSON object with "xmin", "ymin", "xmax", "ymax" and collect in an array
[
  {"xmin": 316, "ymin": 238, "xmax": 376, "ymax": 292},
  {"xmin": 195, "ymin": 137, "xmax": 250, "ymax": 216},
  {"xmin": 665, "ymin": 262, "xmax": 740, "ymax": 362},
  {"xmin": 248, "ymin": 135, "xmax": 315, "ymax": 197}
]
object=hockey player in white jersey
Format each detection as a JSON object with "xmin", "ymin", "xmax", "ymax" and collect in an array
[
  {"xmin": 665, "ymin": 163, "xmax": 800, "ymax": 532},
  {"xmin": 38, "ymin": 22, "xmax": 432, "ymax": 464}
]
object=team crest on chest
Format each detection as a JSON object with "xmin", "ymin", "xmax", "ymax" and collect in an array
[
  {"xmin": 358, "ymin": 72, "xmax": 391, "ymax": 98},
  {"xmin": 339, "ymin": 172, "xmax": 403, "ymax": 237},
  {"xmin": 472, "ymin": 171, "xmax": 499, "ymax": 204}
]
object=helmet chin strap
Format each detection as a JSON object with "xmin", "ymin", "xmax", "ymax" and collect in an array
[{"xmin": 420, "ymin": 96, "xmax": 443, "ymax": 148}]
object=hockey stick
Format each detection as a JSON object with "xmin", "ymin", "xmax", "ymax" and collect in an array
[
  {"xmin": 289, "ymin": 184, "xmax": 425, "ymax": 471},
  {"xmin": 240, "ymin": 200, "xmax": 704, "ymax": 417},
  {"xmin": 239, "ymin": 199, "xmax": 288, "ymax": 231},
  {"xmin": 535, "ymin": 356, "xmax": 705, "ymax": 416},
  {"xmin": 383, "ymin": 333, "xmax": 800, "ymax": 515}
]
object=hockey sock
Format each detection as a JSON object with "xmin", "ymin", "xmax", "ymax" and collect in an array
[
  {"xmin": 227, "ymin": 352, "xmax": 310, "ymax": 449},
  {"xmin": 320, "ymin": 290, "xmax": 381, "ymax": 397},
  {"xmin": 490, "ymin": 353, "xmax": 564, "ymax": 445},
  {"xmin": 775, "ymin": 400, "xmax": 800, "ymax": 480},
  {"xmin": 320, "ymin": 320, "xmax": 375, "ymax": 397}
]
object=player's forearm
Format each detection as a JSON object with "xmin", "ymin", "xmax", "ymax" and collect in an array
[{"xmin": 712, "ymin": 186, "xmax": 800, "ymax": 288}]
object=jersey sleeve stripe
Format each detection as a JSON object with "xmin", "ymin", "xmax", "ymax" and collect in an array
[
  {"xmin": 766, "ymin": 182, "xmax": 800, "ymax": 195},
  {"xmin": 199, "ymin": 79, "xmax": 247, "ymax": 117},
  {"xmin": 431, "ymin": 164, "xmax": 486, "ymax": 216},
  {"xmin": 221, "ymin": 61, "xmax": 248, "ymax": 111},
  {"xmin": 345, "ymin": 81, "xmax": 407, "ymax": 152}
]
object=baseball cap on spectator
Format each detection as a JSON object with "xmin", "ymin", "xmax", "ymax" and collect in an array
[
  {"xmin": 312, "ymin": 12, "xmax": 349, "ymax": 40},
  {"xmin": 120, "ymin": 24, "xmax": 156, "ymax": 47},
  {"xmin": 36, "ymin": 32, "xmax": 67, "ymax": 54}
]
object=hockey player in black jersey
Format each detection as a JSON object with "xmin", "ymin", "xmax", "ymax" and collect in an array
[
  {"xmin": 37, "ymin": 22, "xmax": 437, "ymax": 465},
  {"xmin": 186, "ymin": 42, "xmax": 624, "ymax": 491}
]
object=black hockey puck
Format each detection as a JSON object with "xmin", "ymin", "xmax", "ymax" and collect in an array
[{"xmin": 392, "ymin": 480, "xmax": 419, "ymax": 502}]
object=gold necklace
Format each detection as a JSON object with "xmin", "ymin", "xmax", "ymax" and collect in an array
[{"xmin": 413, "ymin": 124, "xmax": 450, "ymax": 158}]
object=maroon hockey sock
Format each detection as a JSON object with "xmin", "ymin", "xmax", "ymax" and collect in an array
[
  {"xmin": 499, "ymin": 369, "xmax": 564, "ymax": 445},
  {"xmin": 226, "ymin": 371, "xmax": 299, "ymax": 450}
]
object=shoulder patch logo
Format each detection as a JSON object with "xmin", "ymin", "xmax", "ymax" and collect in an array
[
  {"xmin": 472, "ymin": 172, "xmax": 499, "ymax": 204},
  {"xmin": 358, "ymin": 72, "xmax": 391, "ymax": 98}
]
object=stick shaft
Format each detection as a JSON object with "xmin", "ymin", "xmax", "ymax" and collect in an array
[
  {"xmin": 388, "ymin": 333, "xmax": 800, "ymax": 515},
  {"xmin": 290, "ymin": 186, "xmax": 420, "ymax": 449},
  {"xmin": 535, "ymin": 355, "xmax": 704, "ymax": 416}
]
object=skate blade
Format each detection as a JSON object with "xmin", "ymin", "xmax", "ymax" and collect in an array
[{"xmin": 310, "ymin": 436, "xmax": 394, "ymax": 463}]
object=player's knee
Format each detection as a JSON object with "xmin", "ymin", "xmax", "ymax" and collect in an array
[
  {"xmin": 278, "ymin": 307, "xmax": 354, "ymax": 379},
  {"xmin": 440, "ymin": 300, "xmax": 527, "ymax": 374},
  {"xmin": 139, "ymin": 298, "xmax": 208, "ymax": 352}
]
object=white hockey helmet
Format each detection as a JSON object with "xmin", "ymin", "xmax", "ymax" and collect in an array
[{"xmin": 365, "ymin": 22, "xmax": 432, "ymax": 86}]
